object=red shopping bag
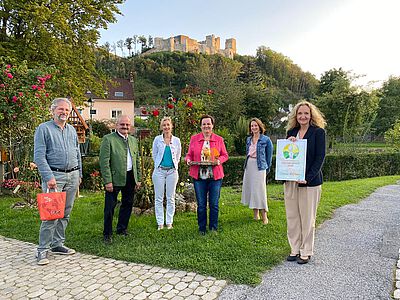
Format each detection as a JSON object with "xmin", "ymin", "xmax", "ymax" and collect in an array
[{"xmin": 37, "ymin": 189, "xmax": 66, "ymax": 221}]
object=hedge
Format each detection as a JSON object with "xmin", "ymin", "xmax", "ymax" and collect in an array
[
  {"xmin": 223, "ymin": 152, "xmax": 400, "ymax": 186},
  {"xmin": 81, "ymin": 152, "xmax": 400, "ymax": 188}
]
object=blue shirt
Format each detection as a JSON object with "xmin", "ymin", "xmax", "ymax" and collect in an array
[
  {"xmin": 34, "ymin": 120, "xmax": 82, "ymax": 182},
  {"xmin": 160, "ymin": 145, "xmax": 174, "ymax": 168}
]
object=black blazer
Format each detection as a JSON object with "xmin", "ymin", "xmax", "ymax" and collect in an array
[{"xmin": 286, "ymin": 125, "xmax": 326, "ymax": 187}]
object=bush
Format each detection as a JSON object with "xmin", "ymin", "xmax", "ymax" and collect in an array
[
  {"xmin": 233, "ymin": 116, "xmax": 248, "ymax": 155},
  {"xmin": 81, "ymin": 156, "xmax": 100, "ymax": 190},
  {"xmin": 222, "ymin": 152, "xmax": 400, "ymax": 186},
  {"xmin": 90, "ymin": 119, "xmax": 112, "ymax": 138},
  {"xmin": 385, "ymin": 120, "xmax": 400, "ymax": 149},
  {"xmin": 323, "ymin": 152, "xmax": 400, "ymax": 181},
  {"xmin": 89, "ymin": 134, "xmax": 102, "ymax": 155},
  {"xmin": 214, "ymin": 127, "xmax": 235, "ymax": 155}
]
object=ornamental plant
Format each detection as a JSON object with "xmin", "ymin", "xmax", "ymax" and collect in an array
[
  {"xmin": 135, "ymin": 89, "xmax": 209, "ymax": 204},
  {"xmin": 1, "ymin": 162, "xmax": 41, "ymax": 205},
  {"xmin": 0, "ymin": 61, "xmax": 57, "ymax": 179},
  {"xmin": 385, "ymin": 120, "xmax": 400, "ymax": 149}
]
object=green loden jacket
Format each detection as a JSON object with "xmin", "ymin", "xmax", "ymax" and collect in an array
[{"xmin": 99, "ymin": 132, "xmax": 141, "ymax": 186}]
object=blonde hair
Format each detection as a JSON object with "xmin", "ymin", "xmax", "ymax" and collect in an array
[
  {"xmin": 159, "ymin": 116, "xmax": 173, "ymax": 130},
  {"xmin": 286, "ymin": 100, "xmax": 326, "ymax": 131},
  {"xmin": 248, "ymin": 118, "xmax": 266, "ymax": 135}
]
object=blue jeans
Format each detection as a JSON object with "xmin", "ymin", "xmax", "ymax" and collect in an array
[
  {"xmin": 38, "ymin": 170, "xmax": 80, "ymax": 252},
  {"xmin": 193, "ymin": 179, "xmax": 222, "ymax": 232}
]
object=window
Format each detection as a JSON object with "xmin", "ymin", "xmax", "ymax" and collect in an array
[
  {"xmin": 111, "ymin": 109, "xmax": 122, "ymax": 119},
  {"xmin": 114, "ymin": 91, "xmax": 124, "ymax": 97}
]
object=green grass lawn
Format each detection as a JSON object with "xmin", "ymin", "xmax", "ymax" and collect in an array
[{"xmin": 0, "ymin": 175, "xmax": 399, "ymax": 285}]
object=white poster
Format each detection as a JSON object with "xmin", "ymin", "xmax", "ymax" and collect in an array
[{"xmin": 275, "ymin": 139, "xmax": 307, "ymax": 181}]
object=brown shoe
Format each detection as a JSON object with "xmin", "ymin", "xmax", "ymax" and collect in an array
[
  {"xmin": 297, "ymin": 256, "xmax": 311, "ymax": 264},
  {"xmin": 286, "ymin": 254, "xmax": 299, "ymax": 261}
]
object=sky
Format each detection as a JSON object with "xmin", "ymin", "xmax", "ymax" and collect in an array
[{"xmin": 99, "ymin": 0, "xmax": 400, "ymax": 88}]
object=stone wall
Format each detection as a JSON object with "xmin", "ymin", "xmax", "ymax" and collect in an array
[{"xmin": 150, "ymin": 34, "xmax": 236, "ymax": 59}]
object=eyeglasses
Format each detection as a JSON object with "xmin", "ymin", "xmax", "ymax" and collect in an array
[{"xmin": 118, "ymin": 123, "xmax": 131, "ymax": 126}]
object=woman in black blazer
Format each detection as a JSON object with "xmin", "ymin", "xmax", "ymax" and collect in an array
[{"xmin": 284, "ymin": 100, "xmax": 326, "ymax": 264}]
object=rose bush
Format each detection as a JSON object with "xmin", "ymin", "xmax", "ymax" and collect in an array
[
  {"xmin": 133, "ymin": 88, "xmax": 212, "ymax": 208},
  {"xmin": 0, "ymin": 61, "xmax": 57, "ymax": 203}
]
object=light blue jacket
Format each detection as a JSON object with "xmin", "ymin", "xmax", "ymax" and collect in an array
[
  {"xmin": 152, "ymin": 135, "xmax": 181, "ymax": 169},
  {"xmin": 244, "ymin": 134, "xmax": 273, "ymax": 172}
]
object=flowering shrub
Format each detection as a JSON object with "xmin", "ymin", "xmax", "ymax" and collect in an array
[
  {"xmin": 145, "ymin": 88, "xmax": 209, "ymax": 156},
  {"xmin": 0, "ymin": 61, "xmax": 57, "ymax": 180},
  {"xmin": 1, "ymin": 162, "xmax": 42, "ymax": 205},
  {"xmin": 0, "ymin": 62, "xmax": 56, "ymax": 133},
  {"xmin": 132, "ymin": 88, "xmax": 212, "ymax": 208},
  {"xmin": 89, "ymin": 170, "xmax": 103, "ymax": 192}
]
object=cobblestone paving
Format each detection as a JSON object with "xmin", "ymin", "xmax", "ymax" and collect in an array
[{"xmin": 0, "ymin": 236, "xmax": 227, "ymax": 300}]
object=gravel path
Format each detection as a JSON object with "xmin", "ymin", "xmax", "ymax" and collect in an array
[{"xmin": 219, "ymin": 183, "xmax": 400, "ymax": 300}]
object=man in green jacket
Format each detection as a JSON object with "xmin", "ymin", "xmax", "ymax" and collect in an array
[{"xmin": 99, "ymin": 115, "xmax": 141, "ymax": 243}]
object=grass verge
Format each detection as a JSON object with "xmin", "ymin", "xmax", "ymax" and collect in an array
[{"xmin": 0, "ymin": 176, "xmax": 399, "ymax": 285}]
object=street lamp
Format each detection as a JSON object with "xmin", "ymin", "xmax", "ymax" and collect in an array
[{"xmin": 86, "ymin": 91, "xmax": 94, "ymax": 137}]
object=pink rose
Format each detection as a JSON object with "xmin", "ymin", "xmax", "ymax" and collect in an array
[{"xmin": 7, "ymin": 73, "xmax": 13, "ymax": 79}]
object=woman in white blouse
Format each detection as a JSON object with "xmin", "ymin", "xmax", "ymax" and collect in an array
[{"xmin": 152, "ymin": 117, "xmax": 181, "ymax": 230}]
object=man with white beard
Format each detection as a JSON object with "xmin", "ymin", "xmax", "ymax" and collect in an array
[{"xmin": 34, "ymin": 98, "xmax": 82, "ymax": 265}]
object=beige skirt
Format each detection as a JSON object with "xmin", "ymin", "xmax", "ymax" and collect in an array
[{"xmin": 241, "ymin": 157, "xmax": 268, "ymax": 210}]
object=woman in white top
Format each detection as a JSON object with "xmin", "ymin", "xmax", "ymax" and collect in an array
[{"xmin": 152, "ymin": 117, "xmax": 181, "ymax": 230}]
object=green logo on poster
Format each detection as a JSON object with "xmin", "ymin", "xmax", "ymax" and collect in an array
[{"xmin": 283, "ymin": 143, "xmax": 299, "ymax": 159}]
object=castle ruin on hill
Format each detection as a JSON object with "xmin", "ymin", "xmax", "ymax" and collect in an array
[{"xmin": 147, "ymin": 34, "xmax": 236, "ymax": 59}]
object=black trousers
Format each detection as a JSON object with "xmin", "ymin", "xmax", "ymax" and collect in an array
[{"xmin": 103, "ymin": 171, "xmax": 135, "ymax": 236}]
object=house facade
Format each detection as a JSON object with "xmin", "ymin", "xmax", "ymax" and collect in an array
[{"xmin": 80, "ymin": 78, "xmax": 135, "ymax": 123}]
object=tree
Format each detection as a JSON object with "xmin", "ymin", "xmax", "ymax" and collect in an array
[
  {"xmin": 117, "ymin": 39, "xmax": 125, "ymax": 57},
  {"xmin": 190, "ymin": 55, "xmax": 245, "ymax": 128},
  {"xmin": 0, "ymin": 0, "xmax": 124, "ymax": 102},
  {"xmin": 148, "ymin": 35, "xmax": 154, "ymax": 48},
  {"xmin": 318, "ymin": 68, "xmax": 349, "ymax": 94},
  {"xmin": 125, "ymin": 37, "xmax": 133, "ymax": 56},
  {"xmin": 242, "ymin": 84, "xmax": 279, "ymax": 130},
  {"xmin": 133, "ymin": 35, "xmax": 138, "ymax": 55},
  {"xmin": 111, "ymin": 43, "xmax": 117, "ymax": 56},
  {"xmin": 255, "ymin": 46, "xmax": 318, "ymax": 100},
  {"xmin": 373, "ymin": 76, "xmax": 400, "ymax": 136},
  {"xmin": 138, "ymin": 35, "xmax": 147, "ymax": 53},
  {"xmin": 316, "ymin": 69, "xmax": 379, "ymax": 145}
]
